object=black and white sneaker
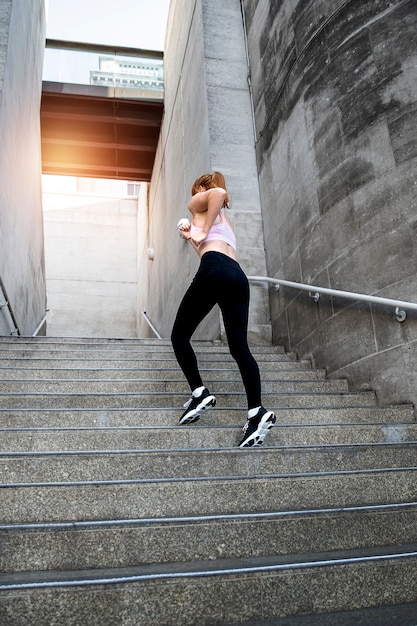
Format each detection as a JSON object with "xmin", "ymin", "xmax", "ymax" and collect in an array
[
  {"xmin": 238, "ymin": 407, "xmax": 276, "ymax": 447},
  {"xmin": 179, "ymin": 387, "xmax": 216, "ymax": 424}
]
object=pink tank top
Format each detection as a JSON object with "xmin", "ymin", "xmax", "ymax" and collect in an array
[{"xmin": 190, "ymin": 208, "xmax": 236, "ymax": 250}]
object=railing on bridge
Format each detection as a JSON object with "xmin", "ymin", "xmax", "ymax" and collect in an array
[{"xmin": 43, "ymin": 39, "xmax": 164, "ymax": 100}]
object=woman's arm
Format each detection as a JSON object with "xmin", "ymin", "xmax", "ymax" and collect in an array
[
  {"xmin": 188, "ymin": 187, "xmax": 226, "ymax": 246},
  {"xmin": 177, "ymin": 218, "xmax": 202, "ymax": 253}
]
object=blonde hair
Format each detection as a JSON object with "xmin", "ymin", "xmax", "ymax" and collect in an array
[{"xmin": 191, "ymin": 171, "xmax": 229, "ymax": 207}]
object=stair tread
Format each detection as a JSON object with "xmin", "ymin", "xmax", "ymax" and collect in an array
[
  {"xmin": 2, "ymin": 439, "xmax": 416, "ymax": 451},
  {"xmin": 2, "ymin": 500, "xmax": 417, "ymax": 530},
  {"xmin": 1, "ymin": 503, "xmax": 416, "ymax": 576},
  {"xmin": 0, "ymin": 380, "xmax": 349, "ymax": 394},
  {"xmin": 1, "ymin": 441, "xmax": 417, "ymax": 483},
  {"xmin": 237, "ymin": 601, "xmax": 417, "ymax": 626},
  {"xmin": 3, "ymin": 464, "xmax": 417, "ymax": 487},
  {"xmin": 0, "ymin": 406, "xmax": 413, "ymax": 430},
  {"xmin": 1, "ymin": 468, "xmax": 417, "ymax": 525},
  {"xmin": 1, "ymin": 543, "xmax": 416, "ymax": 589},
  {"xmin": 1, "ymin": 423, "xmax": 416, "ymax": 452}
]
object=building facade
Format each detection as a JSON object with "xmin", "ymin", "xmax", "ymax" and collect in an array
[{"xmin": 90, "ymin": 56, "xmax": 164, "ymax": 95}]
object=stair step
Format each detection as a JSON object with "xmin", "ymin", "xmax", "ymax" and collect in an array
[
  {"xmin": 1, "ymin": 503, "xmax": 416, "ymax": 573},
  {"xmin": 0, "ymin": 338, "xmax": 285, "ymax": 352},
  {"xmin": 0, "ymin": 405, "xmax": 413, "ymax": 427},
  {"xmin": 0, "ymin": 367, "xmax": 329, "ymax": 381},
  {"xmin": 1, "ymin": 442, "xmax": 417, "ymax": 483},
  {"xmin": 1, "ymin": 422, "xmax": 415, "ymax": 451},
  {"xmin": 0, "ymin": 378, "xmax": 349, "ymax": 393},
  {"xmin": 0, "ymin": 337, "xmax": 179, "ymax": 346},
  {"xmin": 0, "ymin": 390, "xmax": 378, "ymax": 410},
  {"xmin": 1, "ymin": 467, "xmax": 417, "ymax": 524},
  {"xmin": 247, "ymin": 601, "xmax": 417, "ymax": 626},
  {"xmin": 0, "ymin": 358, "xmax": 316, "ymax": 372},
  {"xmin": 0, "ymin": 360, "xmax": 289, "ymax": 373},
  {"xmin": 0, "ymin": 348, "xmax": 290, "ymax": 362},
  {"xmin": 0, "ymin": 548, "xmax": 416, "ymax": 625}
]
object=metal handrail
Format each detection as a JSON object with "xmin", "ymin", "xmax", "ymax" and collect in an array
[
  {"xmin": 247, "ymin": 276, "xmax": 417, "ymax": 322},
  {"xmin": 31, "ymin": 310, "xmax": 49, "ymax": 337},
  {"xmin": 142, "ymin": 311, "xmax": 163, "ymax": 339},
  {"xmin": 0, "ymin": 300, "xmax": 19, "ymax": 335},
  {"xmin": 0, "ymin": 279, "xmax": 20, "ymax": 336}
]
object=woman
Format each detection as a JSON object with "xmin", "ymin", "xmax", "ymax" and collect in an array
[{"xmin": 171, "ymin": 171, "xmax": 275, "ymax": 447}]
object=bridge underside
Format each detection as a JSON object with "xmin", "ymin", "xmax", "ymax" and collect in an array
[{"xmin": 41, "ymin": 82, "xmax": 164, "ymax": 181}]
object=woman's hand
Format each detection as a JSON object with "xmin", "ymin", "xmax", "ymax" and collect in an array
[
  {"xmin": 190, "ymin": 230, "xmax": 207, "ymax": 245},
  {"xmin": 177, "ymin": 218, "xmax": 191, "ymax": 239},
  {"xmin": 177, "ymin": 217, "xmax": 205, "ymax": 248}
]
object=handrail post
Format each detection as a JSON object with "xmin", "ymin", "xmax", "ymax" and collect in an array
[
  {"xmin": 141, "ymin": 311, "xmax": 163, "ymax": 339},
  {"xmin": 0, "ymin": 278, "xmax": 20, "ymax": 336},
  {"xmin": 0, "ymin": 301, "xmax": 19, "ymax": 336},
  {"xmin": 31, "ymin": 311, "xmax": 49, "ymax": 337}
]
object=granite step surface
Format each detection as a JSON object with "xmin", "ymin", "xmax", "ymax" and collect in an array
[
  {"xmin": 0, "ymin": 548, "xmax": 416, "ymax": 626},
  {"xmin": 0, "ymin": 390, "xmax": 378, "ymax": 410},
  {"xmin": 0, "ymin": 405, "xmax": 413, "ymax": 428},
  {"xmin": 0, "ymin": 366, "xmax": 329, "ymax": 381},
  {"xmin": 1, "ymin": 503, "xmax": 416, "ymax": 573},
  {"xmin": 0, "ymin": 377, "xmax": 349, "ymax": 394},
  {"xmin": 0, "ymin": 357, "xmax": 312, "ymax": 371},
  {"xmin": 1, "ymin": 467, "xmax": 417, "ymax": 525},
  {"xmin": 0, "ymin": 338, "xmax": 284, "ymax": 351},
  {"xmin": 1, "ymin": 442, "xmax": 417, "ymax": 483},
  {"xmin": 1, "ymin": 422, "xmax": 416, "ymax": 451},
  {"xmin": 0, "ymin": 348, "xmax": 290, "ymax": 362}
]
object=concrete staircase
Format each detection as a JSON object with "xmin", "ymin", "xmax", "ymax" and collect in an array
[{"xmin": 0, "ymin": 336, "xmax": 416, "ymax": 625}]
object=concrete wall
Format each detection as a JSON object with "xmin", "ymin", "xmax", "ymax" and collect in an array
[
  {"xmin": 142, "ymin": 0, "xmax": 271, "ymax": 343},
  {"xmin": 138, "ymin": 0, "xmax": 215, "ymax": 340},
  {"xmin": 43, "ymin": 177, "xmax": 142, "ymax": 337},
  {"xmin": 243, "ymin": 0, "xmax": 417, "ymax": 407},
  {"xmin": 0, "ymin": 0, "xmax": 47, "ymax": 336}
]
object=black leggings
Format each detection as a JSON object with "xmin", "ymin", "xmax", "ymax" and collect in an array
[{"xmin": 171, "ymin": 251, "xmax": 261, "ymax": 409}]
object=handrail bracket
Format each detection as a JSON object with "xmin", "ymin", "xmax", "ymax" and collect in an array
[{"xmin": 395, "ymin": 307, "xmax": 407, "ymax": 323}]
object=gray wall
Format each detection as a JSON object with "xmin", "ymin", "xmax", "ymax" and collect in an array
[
  {"xmin": 142, "ymin": 0, "xmax": 271, "ymax": 343},
  {"xmin": 243, "ymin": 0, "xmax": 417, "ymax": 406},
  {"xmin": 0, "ymin": 0, "xmax": 47, "ymax": 336},
  {"xmin": 43, "ymin": 182, "xmax": 141, "ymax": 338}
]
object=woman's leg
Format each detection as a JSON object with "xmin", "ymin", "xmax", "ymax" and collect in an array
[
  {"xmin": 216, "ymin": 260, "xmax": 275, "ymax": 446},
  {"xmin": 171, "ymin": 267, "xmax": 217, "ymax": 391},
  {"xmin": 217, "ymin": 266, "xmax": 262, "ymax": 409}
]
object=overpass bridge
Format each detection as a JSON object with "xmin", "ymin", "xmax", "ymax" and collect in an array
[{"xmin": 41, "ymin": 40, "xmax": 164, "ymax": 181}]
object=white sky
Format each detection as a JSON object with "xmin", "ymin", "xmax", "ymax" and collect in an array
[{"xmin": 45, "ymin": 0, "xmax": 171, "ymax": 50}]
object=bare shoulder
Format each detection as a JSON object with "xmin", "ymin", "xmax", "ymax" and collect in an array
[
  {"xmin": 188, "ymin": 187, "xmax": 226, "ymax": 214},
  {"xmin": 209, "ymin": 186, "xmax": 226, "ymax": 198}
]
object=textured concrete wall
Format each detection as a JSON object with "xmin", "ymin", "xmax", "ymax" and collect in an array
[
  {"xmin": 0, "ymin": 0, "xmax": 47, "ymax": 335},
  {"xmin": 138, "ymin": 0, "xmax": 216, "ymax": 340},
  {"xmin": 243, "ymin": 0, "xmax": 417, "ymax": 406},
  {"xmin": 43, "ymin": 185, "xmax": 140, "ymax": 337},
  {"xmin": 144, "ymin": 0, "xmax": 271, "ymax": 343}
]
